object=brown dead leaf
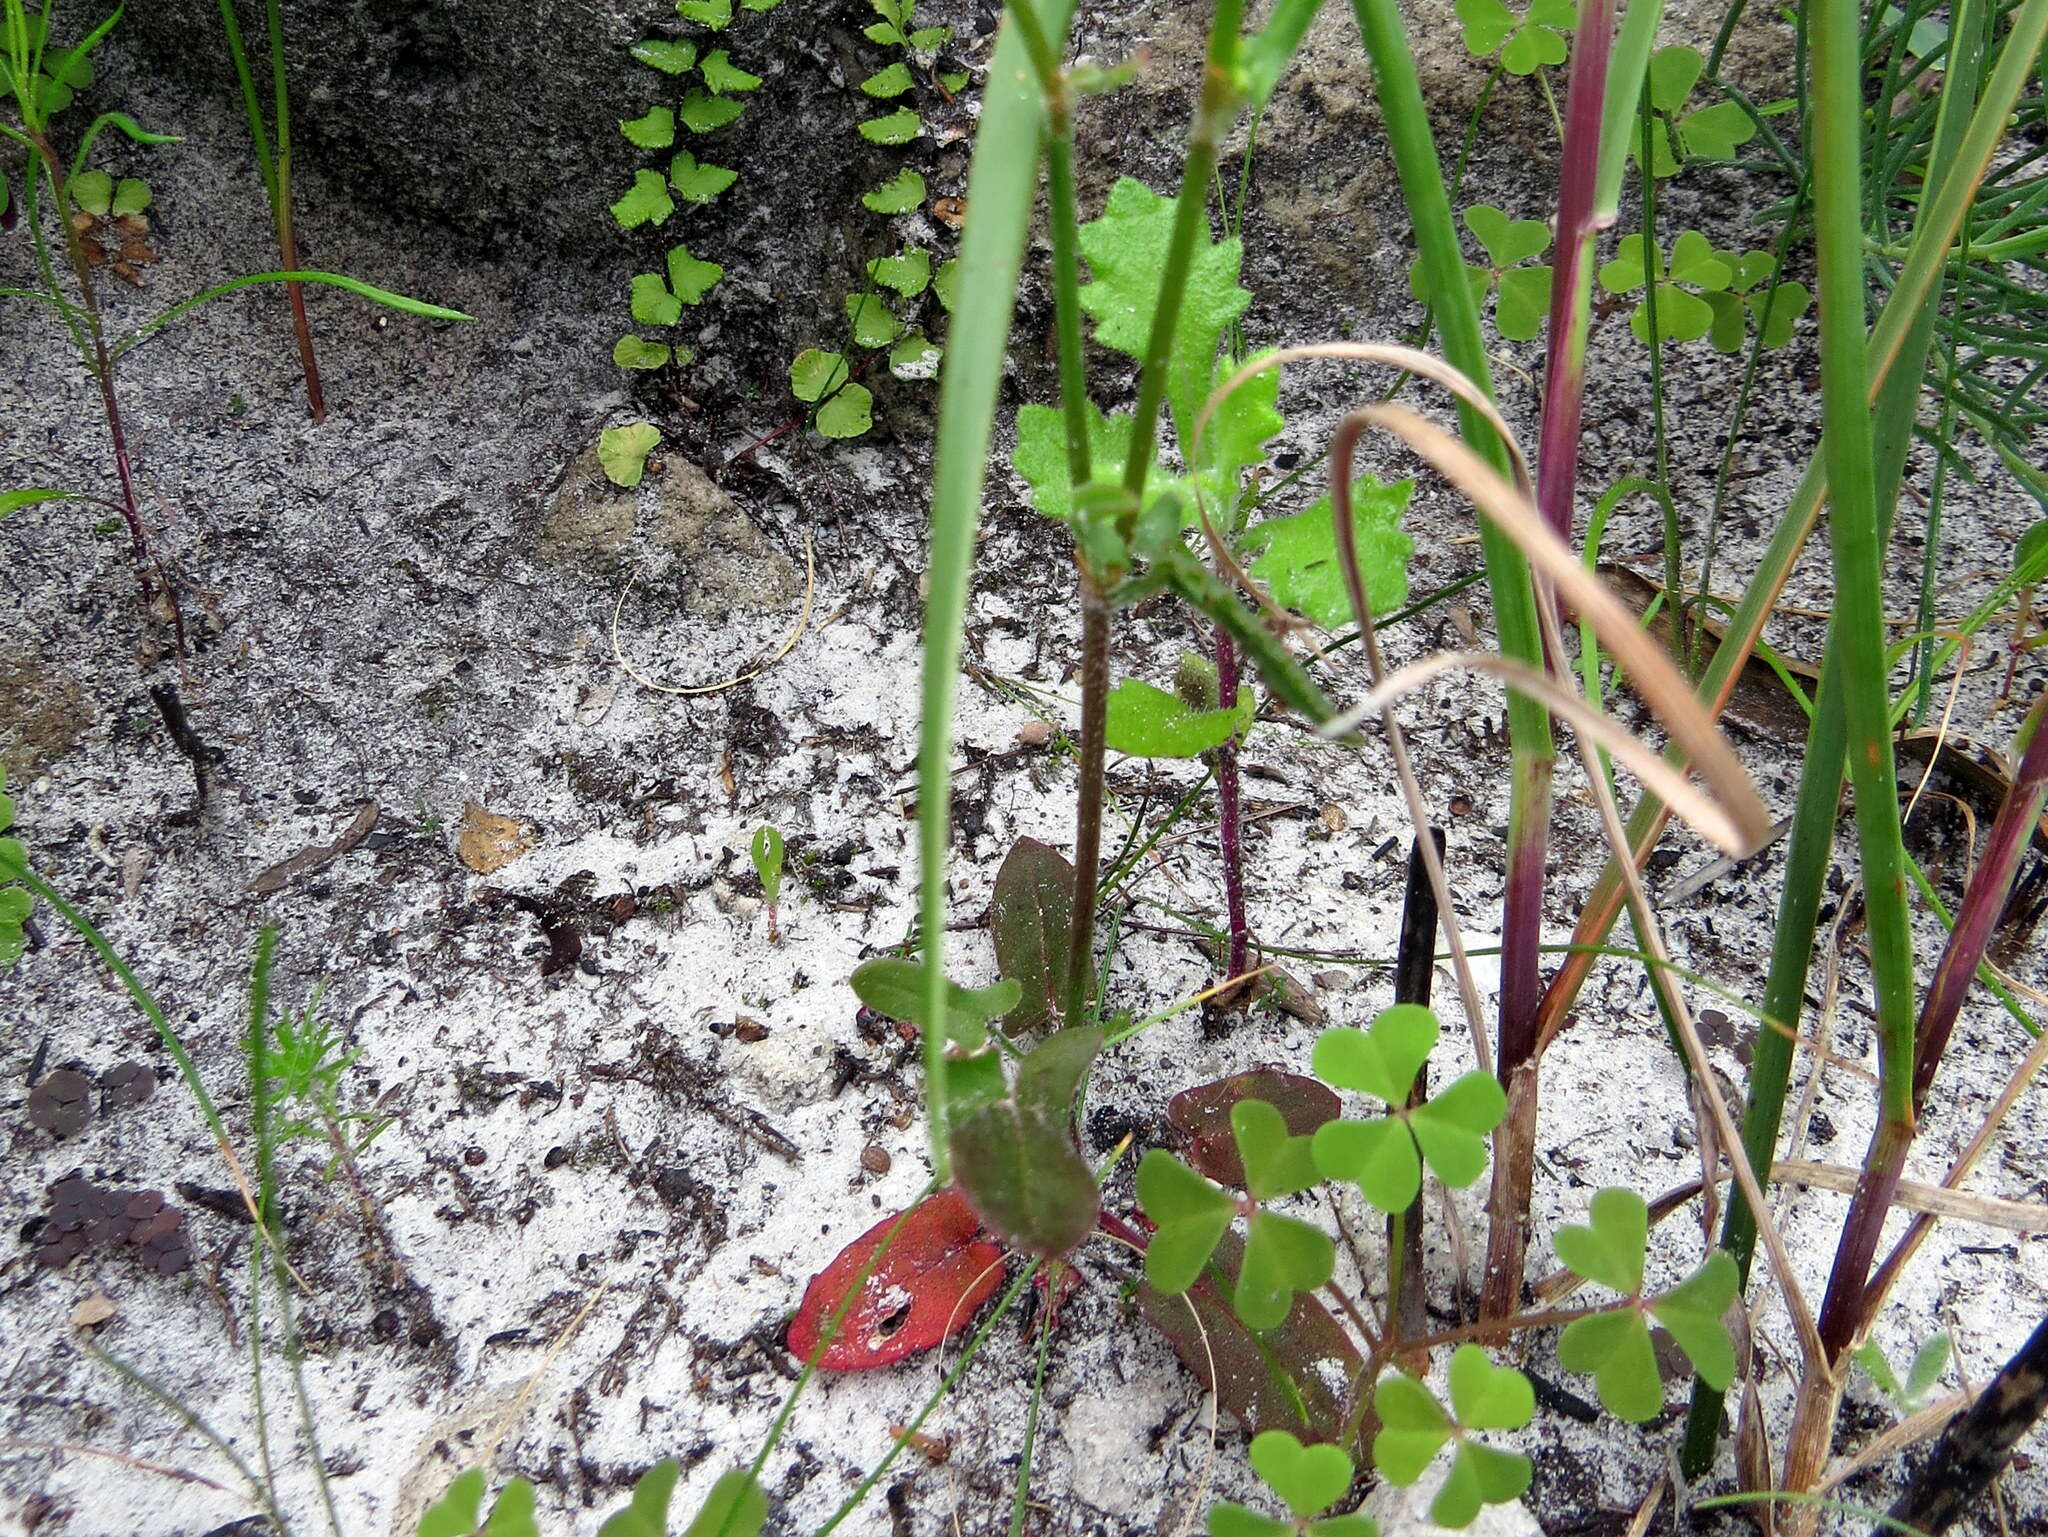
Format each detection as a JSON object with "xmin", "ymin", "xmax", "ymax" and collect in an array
[
  {"xmin": 249, "ymin": 800, "xmax": 380, "ymax": 895},
  {"xmin": 458, "ymin": 800, "xmax": 537, "ymax": 875},
  {"xmin": 71, "ymin": 1292, "xmax": 117, "ymax": 1330}
]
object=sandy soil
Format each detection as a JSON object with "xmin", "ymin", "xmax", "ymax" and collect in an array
[{"xmin": 3, "ymin": 5, "xmax": 2044, "ymax": 1536}]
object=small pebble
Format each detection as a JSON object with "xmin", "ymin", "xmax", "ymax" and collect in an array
[
  {"xmin": 464, "ymin": 1146, "xmax": 487, "ymax": 1166},
  {"xmin": 734, "ymin": 1018, "xmax": 770, "ymax": 1043},
  {"xmin": 860, "ymin": 1144, "xmax": 892, "ymax": 1175}
]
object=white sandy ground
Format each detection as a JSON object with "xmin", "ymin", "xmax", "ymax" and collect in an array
[{"xmin": 4, "ymin": 6, "xmax": 2046, "ymax": 1536}]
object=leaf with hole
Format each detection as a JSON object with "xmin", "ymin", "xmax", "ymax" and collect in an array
[
  {"xmin": 786, "ymin": 1189, "xmax": 1004, "ymax": 1369},
  {"xmin": 1243, "ymin": 477, "xmax": 1414, "ymax": 628},
  {"xmin": 620, "ymin": 106, "xmax": 676, "ymax": 148},
  {"xmin": 950, "ymin": 1097, "xmax": 1098, "ymax": 1258},
  {"xmin": 598, "ymin": 422, "xmax": 662, "ymax": 487},
  {"xmin": 849, "ymin": 957, "xmax": 1017, "ymax": 1048},
  {"xmin": 989, "ymin": 837, "xmax": 1081, "ymax": 1033},
  {"xmin": 1168, "ymin": 1072, "xmax": 1339, "ymax": 1187},
  {"xmin": 679, "ymin": 1471, "xmax": 766, "ymax": 1537},
  {"xmin": 612, "ymin": 169, "xmax": 675, "ymax": 229},
  {"xmin": 863, "ymin": 168, "xmax": 927, "ymax": 215}
]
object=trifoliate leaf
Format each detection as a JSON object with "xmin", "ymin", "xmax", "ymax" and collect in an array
[
  {"xmin": 1249, "ymin": 1431, "xmax": 1353, "ymax": 1519},
  {"xmin": 815, "ymin": 383, "xmax": 873, "ymax": 438},
  {"xmin": 632, "ymin": 38, "xmax": 698, "ymax": 73},
  {"xmin": 700, "ymin": 48, "xmax": 762, "ymax": 91},
  {"xmin": 667, "ymin": 244, "xmax": 724, "ymax": 304},
  {"xmin": 1312, "ymin": 1005, "xmax": 1436, "ymax": 1104},
  {"xmin": 1407, "ymin": 1071, "xmax": 1505, "ymax": 1188},
  {"xmin": 789, "ymin": 349, "xmax": 850, "ymax": 403},
  {"xmin": 869, "ymin": 247, "xmax": 933, "ymax": 297},
  {"xmin": 1209, "ymin": 1505, "xmax": 1292, "ymax": 1537},
  {"xmin": 599, "ymin": 422, "xmax": 662, "ymax": 487},
  {"xmin": 621, "ymin": 106, "xmax": 677, "ymax": 148},
  {"xmin": 1753, "ymin": 281, "xmax": 1809, "ymax": 348},
  {"xmin": 1678, "ymin": 100, "xmax": 1755, "ymax": 161},
  {"xmin": 1104, "ymin": 678, "xmax": 1252, "ymax": 758},
  {"xmin": 1311, "ymin": 1117, "xmax": 1420, "ymax": 1212},
  {"xmin": 631, "ymin": 272, "xmax": 682, "ymax": 327},
  {"xmin": 1667, "ymin": 231, "xmax": 1732, "ymax": 289},
  {"xmin": 1494, "ymin": 264, "xmax": 1554, "ymax": 342},
  {"xmin": 613, "ymin": 335, "xmax": 673, "ymax": 370},
  {"xmin": 1235, "ymin": 1210, "xmax": 1334, "ymax": 1332},
  {"xmin": 1138, "ymin": 1150, "xmax": 1235, "ymax": 1294},
  {"xmin": 669, "ymin": 151, "xmax": 737, "ymax": 203},
  {"xmin": 679, "ymin": 90, "xmax": 745, "ymax": 132},
  {"xmin": 612, "ymin": 169, "xmax": 675, "ymax": 229},
  {"xmin": 1630, "ymin": 288, "xmax": 1716, "ymax": 345},
  {"xmin": 1446, "ymin": 1345, "xmax": 1534, "ymax": 1430},
  {"xmin": 1371, "ymin": 1373, "xmax": 1453, "ymax": 1483},
  {"xmin": 863, "ymin": 168, "xmax": 926, "ymax": 215},
  {"xmin": 1432, "ymin": 1442, "xmax": 1532, "ymax": 1529},
  {"xmin": 859, "ymin": 107, "xmax": 923, "ymax": 144},
  {"xmin": 1554, "ymin": 1187, "xmax": 1649, "ymax": 1296},
  {"xmin": 862, "ymin": 62, "xmax": 915, "ymax": 97},
  {"xmin": 845, "ymin": 291, "xmax": 904, "ymax": 348},
  {"xmin": 676, "ymin": 0, "xmax": 732, "ymax": 26},
  {"xmin": 1243, "ymin": 477, "xmax": 1414, "ymax": 628},
  {"xmin": 1557, "ymin": 1306, "xmax": 1662, "ymax": 1422},
  {"xmin": 1646, "ymin": 43, "xmax": 1703, "ymax": 113},
  {"xmin": 1648, "ymin": 1249, "xmax": 1739, "ymax": 1390},
  {"xmin": 1464, "ymin": 203, "xmax": 1550, "ymax": 267},
  {"xmin": 1232, "ymin": 1099, "xmax": 1321, "ymax": 1202}
]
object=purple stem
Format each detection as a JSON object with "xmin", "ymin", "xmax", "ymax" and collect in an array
[{"xmin": 1213, "ymin": 622, "xmax": 1249, "ymax": 985}]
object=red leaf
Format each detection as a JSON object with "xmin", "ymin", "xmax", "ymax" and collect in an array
[
  {"xmin": 1167, "ymin": 1071, "xmax": 1340, "ymax": 1187},
  {"xmin": 787, "ymin": 1190, "xmax": 1006, "ymax": 1370}
]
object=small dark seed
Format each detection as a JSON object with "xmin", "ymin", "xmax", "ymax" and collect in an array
[{"xmin": 859, "ymin": 1144, "xmax": 892, "ymax": 1176}]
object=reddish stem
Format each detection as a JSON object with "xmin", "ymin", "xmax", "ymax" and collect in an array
[
  {"xmin": 273, "ymin": 161, "xmax": 327, "ymax": 423},
  {"xmin": 1213, "ymin": 623, "xmax": 1249, "ymax": 985}
]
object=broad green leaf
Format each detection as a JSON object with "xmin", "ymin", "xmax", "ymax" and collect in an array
[
  {"xmin": 1648, "ymin": 1249, "xmax": 1738, "ymax": 1390},
  {"xmin": 1557, "ymin": 1306, "xmax": 1661, "ymax": 1422},
  {"xmin": 846, "ymin": 291, "xmax": 903, "ymax": 348},
  {"xmin": 849, "ymin": 958, "xmax": 1018, "ymax": 1047},
  {"xmin": 863, "ymin": 168, "xmax": 927, "ymax": 215},
  {"xmin": 888, "ymin": 332, "xmax": 940, "ymax": 379},
  {"xmin": 1704, "ymin": 290, "xmax": 1749, "ymax": 355},
  {"xmin": 1012, "ymin": 400, "xmax": 1175, "ymax": 527},
  {"xmin": 945, "ymin": 1046, "xmax": 1009, "ymax": 1120},
  {"xmin": 1646, "ymin": 44, "xmax": 1703, "ymax": 113},
  {"xmin": 1499, "ymin": 7, "xmax": 1570, "ymax": 74},
  {"xmin": 1311, "ymin": 1116, "xmax": 1419, "ymax": 1211},
  {"xmin": 1311, "ymin": 1005, "xmax": 1437, "ymax": 1103},
  {"xmin": 1629, "ymin": 287, "xmax": 1716, "ymax": 345},
  {"xmin": 419, "ymin": 1468, "xmax": 486, "ymax": 1537},
  {"xmin": 1463, "ymin": 204, "xmax": 1549, "ymax": 268},
  {"xmin": 596, "ymin": 1459, "xmax": 680, "ymax": 1537},
  {"xmin": 1753, "ymin": 282, "xmax": 1810, "ymax": 348},
  {"xmin": 676, "ymin": 0, "xmax": 733, "ymax": 26},
  {"xmin": 1446, "ymin": 1345, "xmax": 1534, "ymax": 1429},
  {"xmin": 869, "ymin": 247, "xmax": 933, "ymax": 297},
  {"xmin": 1408, "ymin": 1070, "xmax": 1505, "ymax": 1187},
  {"xmin": 1138, "ymin": 1150, "xmax": 1235, "ymax": 1293},
  {"xmin": 1077, "ymin": 177, "xmax": 1252, "ymax": 450},
  {"xmin": 950, "ymin": 1099, "xmax": 1099, "ymax": 1258},
  {"xmin": 1371, "ymin": 1373, "xmax": 1453, "ymax": 1483},
  {"xmin": 679, "ymin": 1471, "xmax": 765, "ymax": 1537},
  {"xmin": 789, "ymin": 348, "xmax": 850, "ymax": 403},
  {"xmin": 907, "ymin": 25, "xmax": 951, "ymax": 48},
  {"xmin": 612, "ymin": 169, "xmax": 675, "ymax": 229},
  {"xmin": 1432, "ymin": 1442, "xmax": 1531, "ymax": 1529},
  {"xmin": 598, "ymin": 422, "xmax": 662, "ymax": 487},
  {"xmin": 1667, "ymin": 231, "xmax": 1732, "ymax": 289},
  {"xmin": 670, "ymin": 151, "xmax": 737, "ymax": 203},
  {"xmin": 1249, "ymin": 1430, "xmax": 1352, "ymax": 1518},
  {"xmin": 667, "ymin": 245, "xmax": 723, "ymax": 304},
  {"xmin": 1243, "ymin": 478, "xmax": 1414, "ymax": 628},
  {"xmin": 1454, "ymin": 0, "xmax": 1517, "ymax": 55},
  {"xmin": 865, "ymin": 20, "xmax": 906, "ymax": 44},
  {"xmin": 632, "ymin": 38, "xmax": 698, "ymax": 73},
  {"xmin": 700, "ymin": 49, "xmax": 762, "ymax": 92},
  {"xmin": 749, "ymin": 826, "xmax": 783, "ymax": 903},
  {"xmin": 1494, "ymin": 265, "xmax": 1553, "ymax": 342},
  {"xmin": 1017, "ymin": 1026, "xmax": 1101, "ymax": 1121},
  {"xmin": 631, "ymin": 272, "xmax": 682, "ymax": 326},
  {"xmin": 621, "ymin": 106, "xmax": 677, "ymax": 148},
  {"xmin": 483, "ymin": 1479, "xmax": 538, "ymax": 1537},
  {"xmin": 1600, "ymin": 234, "xmax": 1659, "ymax": 293},
  {"xmin": 679, "ymin": 90, "xmax": 745, "ymax": 132},
  {"xmin": 862, "ymin": 62, "xmax": 915, "ymax": 97},
  {"xmin": 1553, "ymin": 1186, "xmax": 1649, "ymax": 1295},
  {"xmin": 1194, "ymin": 355, "xmax": 1285, "ymax": 502},
  {"xmin": 815, "ymin": 383, "xmax": 873, "ymax": 438},
  {"xmin": 989, "ymin": 837, "xmax": 1081, "ymax": 1032},
  {"xmin": 1104, "ymin": 678, "xmax": 1252, "ymax": 758},
  {"xmin": 1678, "ymin": 100, "xmax": 1755, "ymax": 161},
  {"xmin": 1235, "ymin": 1210, "xmax": 1334, "ymax": 1331},
  {"xmin": 860, "ymin": 107, "xmax": 923, "ymax": 145},
  {"xmin": 69, "ymin": 169, "xmax": 113, "ymax": 215},
  {"xmin": 110, "ymin": 177, "xmax": 150, "ymax": 216},
  {"xmin": 613, "ymin": 336, "xmax": 673, "ymax": 370},
  {"xmin": 1231, "ymin": 1099, "xmax": 1320, "ymax": 1202},
  {"xmin": 1209, "ymin": 1505, "xmax": 1292, "ymax": 1537}
]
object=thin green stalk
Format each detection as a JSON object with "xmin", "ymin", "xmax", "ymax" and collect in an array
[
  {"xmin": 84, "ymin": 1343, "xmax": 285, "ymax": 1532},
  {"xmin": 919, "ymin": 0, "xmax": 1074, "ymax": 1178},
  {"xmin": 244, "ymin": 930, "xmax": 280, "ymax": 1522},
  {"xmin": 1007, "ymin": 1274, "xmax": 1059, "ymax": 1537}
]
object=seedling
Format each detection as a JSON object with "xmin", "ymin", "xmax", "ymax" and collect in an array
[
  {"xmin": 749, "ymin": 823, "xmax": 784, "ymax": 940},
  {"xmin": 598, "ymin": 421, "xmax": 662, "ymax": 488},
  {"xmin": 1209, "ymin": 1431, "xmax": 1374, "ymax": 1537}
]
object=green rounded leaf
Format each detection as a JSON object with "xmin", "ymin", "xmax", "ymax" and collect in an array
[
  {"xmin": 611, "ymin": 169, "xmax": 676, "ymax": 229},
  {"xmin": 1311, "ymin": 1004, "xmax": 1437, "ymax": 1104},
  {"xmin": 951, "ymin": 1100, "xmax": 1099, "ymax": 1259},
  {"xmin": 1105, "ymin": 678, "xmax": 1248, "ymax": 758},
  {"xmin": 1250, "ymin": 1430, "xmax": 1353, "ymax": 1518},
  {"xmin": 1408, "ymin": 1070, "xmax": 1505, "ymax": 1187},
  {"xmin": 815, "ymin": 383, "xmax": 874, "ymax": 439},
  {"xmin": 1232, "ymin": 1098, "xmax": 1321, "ymax": 1202},
  {"xmin": 1210, "ymin": 1505, "xmax": 1292, "ymax": 1537},
  {"xmin": 1648, "ymin": 1249, "xmax": 1739, "ymax": 1390},
  {"xmin": 632, "ymin": 38, "xmax": 699, "ymax": 73},
  {"xmin": 621, "ymin": 106, "xmax": 677, "ymax": 148},
  {"xmin": 789, "ymin": 349, "xmax": 849, "ymax": 403},
  {"xmin": 848, "ymin": 957, "xmax": 1016, "ymax": 1047},
  {"xmin": 700, "ymin": 48, "xmax": 762, "ymax": 92},
  {"xmin": 1137, "ymin": 1148, "xmax": 1237, "ymax": 1225},
  {"xmin": 670, "ymin": 150, "xmax": 737, "ymax": 203},
  {"xmin": 1370, "ymin": 1373, "xmax": 1452, "ymax": 1483},
  {"xmin": 419, "ymin": 1468, "xmax": 487, "ymax": 1537},
  {"xmin": 1446, "ymin": 1345, "xmax": 1534, "ymax": 1430},
  {"xmin": 846, "ymin": 291, "xmax": 904, "ymax": 349},
  {"xmin": 598, "ymin": 422, "xmax": 662, "ymax": 486},
  {"xmin": 679, "ymin": 90, "xmax": 745, "ymax": 132},
  {"xmin": 1311, "ymin": 1117, "xmax": 1419, "ymax": 1212},
  {"xmin": 614, "ymin": 335, "xmax": 673, "ymax": 370},
  {"xmin": 1235, "ymin": 1210, "xmax": 1335, "ymax": 1332},
  {"xmin": 1432, "ymin": 1442, "xmax": 1531, "ymax": 1530},
  {"xmin": 667, "ymin": 244, "xmax": 724, "ymax": 304},
  {"xmin": 676, "ymin": 0, "xmax": 733, "ymax": 26},
  {"xmin": 1558, "ymin": 1306, "xmax": 1662, "ymax": 1422},
  {"xmin": 862, "ymin": 62, "xmax": 915, "ymax": 97},
  {"xmin": 631, "ymin": 272, "xmax": 683, "ymax": 326},
  {"xmin": 70, "ymin": 169, "xmax": 113, "ymax": 216},
  {"xmin": 110, "ymin": 177, "xmax": 150, "ymax": 216},
  {"xmin": 863, "ymin": 168, "xmax": 927, "ymax": 216},
  {"xmin": 483, "ymin": 1478, "xmax": 539, "ymax": 1537},
  {"xmin": 860, "ymin": 107, "xmax": 923, "ymax": 144},
  {"xmin": 1553, "ymin": 1186, "xmax": 1649, "ymax": 1296},
  {"xmin": 869, "ymin": 247, "xmax": 933, "ymax": 298}
]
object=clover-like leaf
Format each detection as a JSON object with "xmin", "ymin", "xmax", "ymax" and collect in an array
[
  {"xmin": 612, "ymin": 169, "xmax": 675, "ymax": 229},
  {"xmin": 1446, "ymin": 1345, "xmax": 1535, "ymax": 1430},
  {"xmin": 69, "ymin": 169, "xmax": 113, "ymax": 216},
  {"xmin": 419, "ymin": 1468, "xmax": 486, "ymax": 1537},
  {"xmin": 1312, "ymin": 1005, "xmax": 1437, "ymax": 1103},
  {"xmin": 631, "ymin": 272, "xmax": 682, "ymax": 327},
  {"xmin": 109, "ymin": 176, "xmax": 150, "ymax": 216},
  {"xmin": 1752, "ymin": 281, "xmax": 1810, "ymax": 349},
  {"xmin": 678, "ymin": 1471, "xmax": 764, "ymax": 1537},
  {"xmin": 845, "ymin": 292, "xmax": 903, "ymax": 348},
  {"xmin": 621, "ymin": 106, "xmax": 677, "ymax": 148},
  {"xmin": 1232, "ymin": 1099, "xmax": 1321, "ymax": 1202},
  {"xmin": 1678, "ymin": 100, "xmax": 1755, "ymax": 162},
  {"xmin": 1464, "ymin": 204, "xmax": 1549, "ymax": 268},
  {"xmin": 1667, "ymin": 231, "xmax": 1732, "ymax": 289},
  {"xmin": 1648, "ymin": 1249, "xmax": 1739, "ymax": 1391},
  {"xmin": 1494, "ymin": 265, "xmax": 1554, "ymax": 342},
  {"xmin": 669, "ymin": 150, "xmax": 737, "ymax": 203},
  {"xmin": 1371, "ymin": 1372, "xmax": 1453, "ymax": 1483},
  {"xmin": 679, "ymin": 90, "xmax": 745, "ymax": 132},
  {"xmin": 1557, "ymin": 1305, "xmax": 1662, "ymax": 1422},
  {"xmin": 1244, "ymin": 479, "xmax": 1414, "ymax": 629},
  {"xmin": 1137, "ymin": 1149, "xmax": 1236, "ymax": 1294},
  {"xmin": 860, "ymin": 107, "xmax": 923, "ymax": 145},
  {"xmin": 1209, "ymin": 1505, "xmax": 1292, "ymax": 1537},
  {"xmin": 1431, "ymin": 1442, "xmax": 1532, "ymax": 1530},
  {"xmin": 1311, "ymin": 1118, "xmax": 1418, "ymax": 1211},
  {"xmin": 1249, "ymin": 1430, "xmax": 1353, "ymax": 1518},
  {"xmin": 700, "ymin": 48, "xmax": 762, "ymax": 92},
  {"xmin": 1407, "ymin": 1071, "xmax": 1505, "ymax": 1189},
  {"xmin": 632, "ymin": 38, "xmax": 698, "ymax": 73},
  {"xmin": 1105, "ymin": 678, "xmax": 1253, "ymax": 758},
  {"xmin": 667, "ymin": 245, "xmax": 723, "ymax": 304},
  {"xmin": 863, "ymin": 168, "xmax": 927, "ymax": 215},
  {"xmin": 598, "ymin": 422, "xmax": 662, "ymax": 488},
  {"xmin": 869, "ymin": 247, "xmax": 932, "ymax": 298},
  {"xmin": 483, "ymin": 1477, "xmax": 539, "ymax": 1537},
  {"xmin": 1236, "ymin": 1209, "xmax": 1334, "ymax": 1331},
  {"xmin": 597, "ymin": 1459, "xmax": 679, "ymax": 1537},
  {"xmin": 862, "ymin": 62, "xmax": 915, "ymax": 97},
  {"xmin": 816, "ymin": 383, "xmax": 874, "ymax": 439},
  {"xmin": 1554, "ymin": 1186, "xmax": 1649, "ymax": 1296}
]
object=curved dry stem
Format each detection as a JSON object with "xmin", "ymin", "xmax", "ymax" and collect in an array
[{"xmin": 611, "ymin": 534, "xmax": 816, "ymax": 697}]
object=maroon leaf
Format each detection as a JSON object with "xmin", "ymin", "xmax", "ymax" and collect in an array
[
  {"xmin": 1134, "ymin": 1230, "xmax": 1365, "ymax": 1449},
  {"xmin": 787, "ymin": 1190, "xmax": 1005, "ymax": 1370},
  {"xmin": 989, "ymin": 838, "xmax": 1082, "ymax": 1033},
  {"xmin": 1167, "ymin": 1071, "xmax": 1340, "ymax": 1186}
]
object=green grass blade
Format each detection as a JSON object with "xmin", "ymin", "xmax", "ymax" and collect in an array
[{"xmin": 110, "ymin": 270, "xmax": 471, "ymax": 359}]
